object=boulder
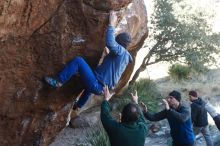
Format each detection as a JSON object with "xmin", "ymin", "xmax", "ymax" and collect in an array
[{"xmin": 0, "ymin": 0, "xmax": 148, "ymax": 145}]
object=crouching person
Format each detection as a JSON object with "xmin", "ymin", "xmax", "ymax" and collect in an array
[
  {"xmin": 101, "ymin": 87, "xmax": 148, "ymax": 146},
  {"xmin": 141, "ymin": 90, "xmax": 195, "ymax": 146}
]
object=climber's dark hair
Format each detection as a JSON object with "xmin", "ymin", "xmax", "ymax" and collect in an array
[
  {"xmin": 121, "ymin": 103, "xmax": 140, "ymax": 123},
  {"xmin": 116, "ymin": 32, "xmax": 131, "ymax": 49}
]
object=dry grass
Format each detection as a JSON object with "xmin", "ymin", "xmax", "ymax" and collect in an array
[{"xmin": 156, "ymin": 68, "xmax": 220, "ymax": 101}]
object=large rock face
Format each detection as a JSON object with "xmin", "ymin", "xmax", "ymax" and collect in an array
[{"xmin": 0, "ymin": 0, "xmax": 148, "ymax": 146}]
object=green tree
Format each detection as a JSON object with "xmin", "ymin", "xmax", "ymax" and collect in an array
[{"xmin": 129, "ymin": 0, "xmax": 220, "ymax": 85}]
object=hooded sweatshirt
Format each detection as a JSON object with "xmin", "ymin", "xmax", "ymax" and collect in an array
[{"xmin": 191, "ymin": 97, "xmax": 208, "ymax": 127}]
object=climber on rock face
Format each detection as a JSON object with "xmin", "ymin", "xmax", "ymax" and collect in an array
[{"xmin": 44, "ymin": 10, "xmax": 133, "ymax": 110}]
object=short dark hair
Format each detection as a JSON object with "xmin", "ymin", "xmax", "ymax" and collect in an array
[
  {"xmin": 169, "ymin": 90, "xmax": 181, "ymax": 102},
  {"xmin": 116, "ymin": 32, "xmax": 131, "ymax": 49},
  {"xmin": 189, "ymin": 90, "xmax": 198, "ymax": 97},
  {"xmin": 121, "ymin": 103, "xmax": 140, "ymax": 123}
]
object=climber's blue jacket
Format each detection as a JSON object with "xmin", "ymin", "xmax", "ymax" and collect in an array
[{"xmin": 95, "ymin": 26, "xmax": 133, "ymax": 89}]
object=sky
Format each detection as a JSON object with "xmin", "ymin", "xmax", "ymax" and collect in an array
[{"xmin": 184, "ymin": 0, "xmax": 220, "ymax": 32}]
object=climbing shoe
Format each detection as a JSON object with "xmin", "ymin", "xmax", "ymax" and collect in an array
[{"xmin": 44, "ymin": 76, "xmax": 62, "ymax": 88}]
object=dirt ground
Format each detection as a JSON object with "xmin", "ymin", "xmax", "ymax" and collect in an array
[{"xmin": 50, "ymin": 68, "xmax": 220, "ymax": 146}]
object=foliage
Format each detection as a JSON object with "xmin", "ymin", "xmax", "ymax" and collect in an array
[
  {"xmin": 117, "ymin": 79, "xmax": 160, "ymax": 112},
  {"xmin": 185, "ymin": 52, "xmax": 208, "ymax": 73},
  {"xmin": 168, "ymin": 64, "xmax": 190, "ymax": 80},
  {"xmin": 129, "ymin": 0, "xmax": 220, "ymax": 85},
  {"xmin": 150, "ymin": 0, "xmax": 220, "ymax": 65},
  {"xmin": 86, "ymin": 125, "xmax": 110, "ymax": 146},
  {"xmin": 77, "ymin": 124, "xmax": 110, "ymax": 146}
]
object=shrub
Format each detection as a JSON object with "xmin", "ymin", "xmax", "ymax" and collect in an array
[
  {"xmin": 168, "ymin": 64, "xmax": 190, "ymax": 81},
  {"xmin": 84, "ymin": 124, "xmax": 110, "ymax": 146},
  {"xmin": 117, "ymin": 79, "xmax": 160, "ymax": 112}
]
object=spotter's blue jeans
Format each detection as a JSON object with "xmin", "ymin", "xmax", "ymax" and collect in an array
[
  {"xmin": 57, "ymin": 56, "xmax": 103, "ymax": 107},
  {"xmin": 194, "ymin": 126, "xmax": 213, "ymax": 146}
]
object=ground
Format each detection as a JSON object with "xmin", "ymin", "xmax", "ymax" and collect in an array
[{"xmin": 50, "ymin": 68, "xmax": 220, "ymax": 146}]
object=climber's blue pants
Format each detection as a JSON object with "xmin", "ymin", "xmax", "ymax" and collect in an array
[{"xmin": 57, "ymin": 56, "xmax": 103, "ymax": 107}]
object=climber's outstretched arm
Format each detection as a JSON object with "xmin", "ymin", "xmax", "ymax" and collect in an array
[{"xmin": 106, "ymin": 11, "xmax": 125, "ymax": 55}]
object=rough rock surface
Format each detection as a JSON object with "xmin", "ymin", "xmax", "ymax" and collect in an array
[{"xmin": 0, "ymin": 0, "xmax": 148, "ymax": 146}]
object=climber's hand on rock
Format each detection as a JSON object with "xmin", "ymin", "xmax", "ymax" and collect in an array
[{"xmin": 109, "ymin": 10, "xmax": 117, "ymax": 27}]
